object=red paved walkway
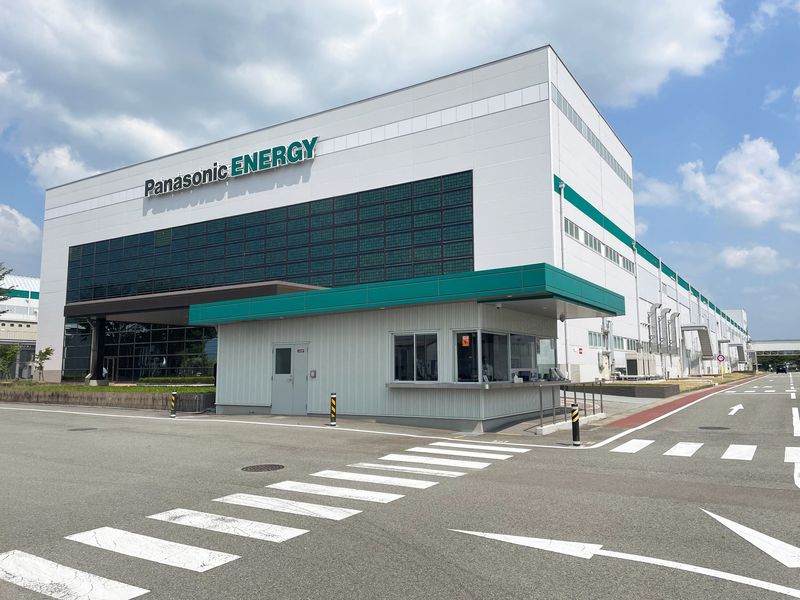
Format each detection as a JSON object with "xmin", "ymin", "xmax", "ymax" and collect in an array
[{"xmin": 607, "ymin": 375, "xmax": 762, "ymax": 428}]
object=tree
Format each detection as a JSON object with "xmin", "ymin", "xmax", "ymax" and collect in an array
[
  {"xmin": 34, "ymin": 347, "xmax": 54, "ymax": 382},
  {"xmin": 0, "ymin": 344, "xmax": 19, "ymax": 379},
  {"xmin": 0, "ymin": 262, "xmax": 12, "ymax": 314}
]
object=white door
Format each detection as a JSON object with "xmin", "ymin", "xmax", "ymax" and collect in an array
[{"xmin": 271, "ymin": 344, "xmax": 308, "ymax": 415}]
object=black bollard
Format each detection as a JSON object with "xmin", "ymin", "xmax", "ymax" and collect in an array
[
  {"xmin": 571, "ymin": 403, "xmax": 580, "ymax": 446},
  {"xmin": 170, "ymin": 390, "xmax": 177, "ymax": 418},
  {"xmin": 329, "ymin": 393, "xmax": 336, "ymax": 427}
]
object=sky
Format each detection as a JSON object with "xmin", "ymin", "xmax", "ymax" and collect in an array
[{"xmin": 0, "ymin": 0, "xmax": 798, "ymax": 339}]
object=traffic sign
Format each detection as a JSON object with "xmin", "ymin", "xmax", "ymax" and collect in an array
[{"xmin": 717, "ymin": 354, "xmax": 725, "ymax": 362}]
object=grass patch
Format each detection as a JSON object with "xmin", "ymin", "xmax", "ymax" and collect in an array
[{"xmin": 0, "ymin": 383, "xmax": 214, "ymax": 394}]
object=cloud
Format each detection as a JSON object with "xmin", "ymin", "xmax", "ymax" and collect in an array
[
  {"xmin": 0, "ymin": 204, "xmax": 42, "ymax": 274},
  {"xmin": 794, "ymin": 85, "xmax": 800, "ymax": 105},
  {"xmin": 24, "ymin": 145, "xmax": 96, "ymax": 189},
  {"xmin": 635, "ymin": 220, "xmax": 649, "ymax": 237},
  {"xmin": 679, "ymin": 136, "xmax": 800, "ymax": 232},
  {"xmin": 719, "ymin": 245, "xmax": 791, "ymax": 274},
  {"xmin": 762, "ymin": 85, "xmax": 787, "ymax": 108},
  {"xmin": 746, "ymin": 0, "xmax": 800, "ymax": 34},
  {"xmin": 634, "ymin": 172, "xmax": 681, "ymax": 206},
  {"xmin": 0, "ymin": 0, "xmax": 735, "ymax": 191}
]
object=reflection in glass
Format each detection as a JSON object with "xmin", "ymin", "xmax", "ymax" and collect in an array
[
  {"xmin": 456, "ymin": 331, "xmax": 478, "ymax": 382},
  {"xmin": 481, "ymin": 332, "xmax": 509, "ymax": 381}
]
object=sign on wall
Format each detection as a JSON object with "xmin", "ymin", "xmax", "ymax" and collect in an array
[{"xmin": 144, "ymin": 136, "xmax": 319, "ymax": 198}]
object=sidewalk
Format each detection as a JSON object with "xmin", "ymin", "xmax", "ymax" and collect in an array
[{"xmin": 482, "ymin": 374, "xmax": 763, "ymax": 447}]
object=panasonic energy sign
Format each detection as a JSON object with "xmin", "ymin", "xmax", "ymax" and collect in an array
[{"xmin": 144, "ymin": 136, "xmax": 319, "ymax": 198}]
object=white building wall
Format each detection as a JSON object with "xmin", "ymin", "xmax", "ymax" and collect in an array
[{"xmin": 547, "ymin": 49, "xmax": 637, "ymax": 381}]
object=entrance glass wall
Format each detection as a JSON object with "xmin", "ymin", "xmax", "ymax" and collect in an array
[{"xmin": 63, "ymin": 318, "xmax": 217, "ymax": 381}]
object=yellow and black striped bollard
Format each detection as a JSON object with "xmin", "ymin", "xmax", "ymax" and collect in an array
[
  {"xmin": 571, "ymin": 403, "xmax": 580, "ymax": 446},
  {"xmin": 329, "ymin": 393, "xmax": 337, "ymax": 427},
  {"xmin": 170, "ymin": 390, "xmax": 177, "ymax": 418}
]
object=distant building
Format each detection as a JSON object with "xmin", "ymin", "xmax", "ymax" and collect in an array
[{"xmin": 0, "ymin": 275, "xmax": 39, "ymax": 378}]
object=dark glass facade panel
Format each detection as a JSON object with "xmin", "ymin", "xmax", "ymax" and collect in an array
[
  {"xmin": 62, "ymin": 318, "xmax": 217, "ymax": 381},
  {"xmin": 65, "ymin": 171, "xmax": 474, "ymax": 302}
]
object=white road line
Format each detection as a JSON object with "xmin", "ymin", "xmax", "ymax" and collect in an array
[
  {"xmin": 147, "ymin": 508, "xmax": 308, "ymax": 542},
  {"xmin": 348, "ymin": 462, "xmax": 466, "ymax": 477},
  {"xmin": 405, "ymin": 447, "xmax": 512, "ymax": 460},
  {"xmin": 610, "ymin": 439, "xmax": 655, "ymax": 454},
  {"xmin": 213, "ymin": 493, "xmax": 361, "ymax": 521},
  {"xmin": 766, "ymin": 390, "xmax": 776, "ymax": 394},
  {"xmin": 311, "ymin": 469, "xmax": 437, "ymax": 489},
  {"xmin": 721, "ymin": 445, "xmax": 757, "ymax": 461},
  {"xmin": 793, "ymin": 408, "xmax": 800, "ymax": 437},
  {"xmin": 663, "ymin": 442, "xmax": 704, "ymax": 457},
  {"xmin": 792, "ymin": 393, "xmax": 797, "ymax": 400},
  {"xmin": 267, "ymin": 481, "xmax": 404, "ymax": 503},
  {"xmin": 784, "ymin": 447, "xmax": 800, "ymax": 463},
  {"xmin": 429, "ymin": 442, "xmax": 529, "ymax": 453},
  {"xmin": 451, "ymin": 529, "xmax": 800, "ymax": 599},
  {"xmin": 745, "ymin": 390, "xmax": 756, "ymax": 393},
  {"xmin": 379, "ymin": 453, "xmax": 490, "ymax": 469},
  {"xmin": 0, "ymin": 550, "xmax": 148, "ymax": 599},
  {"xmin": 65, "ymin": 527, "xmax": 239, "ymax": 572}
]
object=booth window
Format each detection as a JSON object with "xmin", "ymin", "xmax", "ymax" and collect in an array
[
  {"xmin": 481, "ymin": 332, "xmax": 509, "ymax": 381},
  {"xmin": 457, "ymin": 331, "xmax": 559, "ymax": 382},
  {"xmin": 456, "ymin": 331, "xmax": 478, "ymax": 382},
  {"xmin": 394, "ymin": 333, "xmax": 438, "ymax": 382},
  {"xmin": 510, "ymin": 334, "xmax": 536, "ymax": 379},
  {"xmin": 536, "ymin": 338, "xmax": 557, "ymax": 375}
]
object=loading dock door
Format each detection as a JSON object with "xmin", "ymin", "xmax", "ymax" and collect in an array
[{"xmin": 271, "ymin": 344, "xmax": 308, "ymax": 415}]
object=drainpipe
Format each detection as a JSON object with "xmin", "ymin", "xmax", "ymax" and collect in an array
[
  {"xmin": 558, "ymin": 181, "xmax": 570, "ymax": 379},
  {"xmin": 674, "ymin": 271, "xmax": 684, "ymax": 377},
  {"xmin": 631, "ymin": 240, "xmax": 644, "ymax": 378}
]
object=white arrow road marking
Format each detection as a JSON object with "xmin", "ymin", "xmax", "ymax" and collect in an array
[
  {"xmin": 0, "ymin": 550, "xmax": 149, "ymax": 599},
  {"xmin": 450, "ymin": 530, "xmax": 602, "ymax": 559},
  {"xmin": 703, "ymin": 510, "xmax": 800, "ymax": 568},
  {"xmin": 793, "ymin": 408, "xmax": 800, "ymax": 437},
  {"xmin": 451, "ymin": 530, "xmax": 800, "ymax": 599},
  {"xmin": 729, "ymin": 404, "xmax": 744, "ymax": 416}
]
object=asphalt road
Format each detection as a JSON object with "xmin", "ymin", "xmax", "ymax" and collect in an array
[{"xmin": 0, "ymin": 373, "xmax": 798, "ymax": 599}]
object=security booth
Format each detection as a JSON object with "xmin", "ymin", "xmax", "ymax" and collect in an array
[{"xmin": 189, "ymin": 263, "xmax": 624, "ymax": 432}]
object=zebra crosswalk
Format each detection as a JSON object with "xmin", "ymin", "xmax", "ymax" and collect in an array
[
  {"xmin": 0, "ymin": 437, "xmax": 527, "ymax": 599},
  {"xmin": 608, "ymin": 439, "xmax": 769, "ymax": 462}
]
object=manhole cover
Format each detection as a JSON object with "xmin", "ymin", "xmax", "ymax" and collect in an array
[
  {"xmin": 67, "ymin": 427, "xmax": 97, "ymax": 432},
  {"xmin": 698, "ymin": 426, "xmax": 729, "ymax": 430},
  {"xmin": 241, "ymin": 464, "xmax": 284, "ymax": 472}
]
